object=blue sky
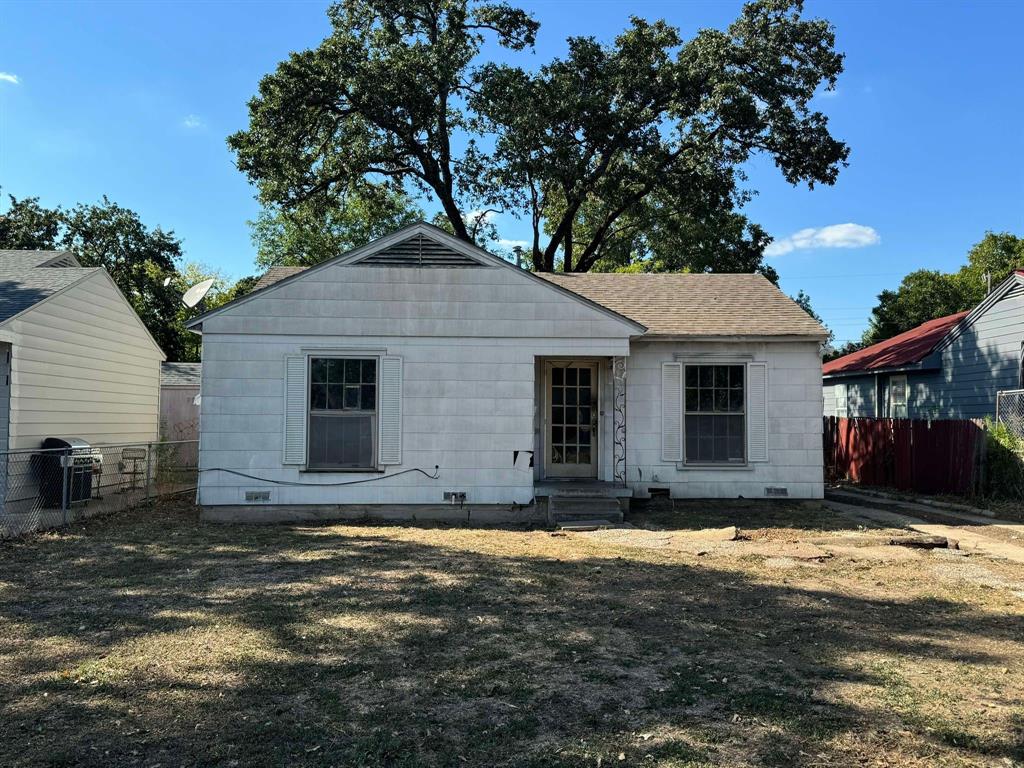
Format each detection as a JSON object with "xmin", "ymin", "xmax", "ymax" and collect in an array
[{"xmin": 1, "ymin": 1, "xmax": 1022, "ymax": 345}]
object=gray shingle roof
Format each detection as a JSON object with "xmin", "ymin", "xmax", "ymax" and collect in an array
[
  {"xmin": 160, "ymin": 361, "xmax": 202, "ymax": 386},
  {"xmin": 253, "ymin": 266, "xmax": 308, "ymax": 291},
  {"xmin": 251, "ymin": 265, "xmax": 826, "ymax": 339},
  {"xmin": 0, "ymin": 252, "xmax": 98, "ymax": 324}
]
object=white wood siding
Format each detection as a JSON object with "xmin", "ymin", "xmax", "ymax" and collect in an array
[
  {"xmin": 197, "ymin": 263, "xmax": 634, "ymax": 507},
  {"xmin": 5, "ymin": 271, "xmax": 163, "ymax": 448},
  {"xmin": 626, "ymin": 340, "xmax": 824, "ymax": 499}
]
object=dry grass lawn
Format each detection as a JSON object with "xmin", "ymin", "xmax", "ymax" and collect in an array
[{"xmin": 1, "ymin": 498, "xmax": 1022, "ymax": 767}]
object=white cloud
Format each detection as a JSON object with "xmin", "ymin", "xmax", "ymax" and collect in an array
[
  {"xmin": 497, "ymin": 238, "xmax": 529, "ymax": 249},
  {"xmin": 765, "ymin": 223, "xmax": 880, "ymax": 257},
  {"xmin": 0, "ymin": 72, "xmax": 20, "ymax": 85},
  {"xmin": 182, "ymin": 114, "xmax": 204, "ymax": 129}
]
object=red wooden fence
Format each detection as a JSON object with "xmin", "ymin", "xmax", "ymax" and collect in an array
[{"xmin": 823, "ymin": 417, "xmax": 985, "ymax": 496}]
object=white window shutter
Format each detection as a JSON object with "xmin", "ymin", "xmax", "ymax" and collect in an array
[
  {"xmin": 378, "ymin": 355, "xmax": 403, "ymax": 465},
  {"xmin": 747, "ymin": 362, "xmax": 768, "ymax": 462},
  {"xmin": 282, "ymin": 355, "xmax": 308, "ymax": 465},
  {"xmin": 661, "ymin": 362, "xmax": 683, "ymax": 462}
]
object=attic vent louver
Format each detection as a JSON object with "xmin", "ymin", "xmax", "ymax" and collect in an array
[{"xmin": 359, "ymin": 234, "xmax": 484, "ymax": 268}]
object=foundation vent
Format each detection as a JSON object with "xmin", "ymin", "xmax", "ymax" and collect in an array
[
  {"xmin": 764, "ymin": 486, "xmax": 789, "ymax": 498},
  {"xmin": 245, "ymin": 490, "xmax": 272, "ymax": 503}
]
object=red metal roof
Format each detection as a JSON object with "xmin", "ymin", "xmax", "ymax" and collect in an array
[{"xmin": 823, "ymin": 311, "xmax": 969, "ymax": 375}]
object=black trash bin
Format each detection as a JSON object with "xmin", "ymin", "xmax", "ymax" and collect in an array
[{"xmin": 37, "ymin": 437, "xmax": 95, "ymax": 509}]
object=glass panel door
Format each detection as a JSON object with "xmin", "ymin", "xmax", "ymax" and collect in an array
[{"xmin": 546, "ymin": 362, "xmax": 598, "ymax": 478}]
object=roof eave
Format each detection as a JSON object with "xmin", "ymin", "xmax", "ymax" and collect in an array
[{"xmin": 638, "ymin": 332, "xmax": 828, "ymax": 343}]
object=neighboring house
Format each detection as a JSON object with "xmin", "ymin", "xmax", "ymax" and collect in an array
[
  {"xmin": 0, "ymin": 250, "xmax": 165, "ymax": 529},
  {"xmin": 186, "ymin": 224, "xmax": 827, "ymax": 523},
  {"xmin": 160, "ymin": 361, "xmax": 201, "ymax": 440},
  {"xmin": 823, "ymin": 270, "xmax": 1024, "ymax": 419}
]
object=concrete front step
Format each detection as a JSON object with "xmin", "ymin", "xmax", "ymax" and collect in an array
[{"xmin": 549, "ymin": 495, "xmax": 624, "ymax": 526}]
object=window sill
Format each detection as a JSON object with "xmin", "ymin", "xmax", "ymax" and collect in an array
[
  {"xmin": 678, "ymin": 462, "xmax": 754, "ymax": 472},
  {"xmin": 300, "ymin": 467, "xmax": 385, "ymax": 474}
]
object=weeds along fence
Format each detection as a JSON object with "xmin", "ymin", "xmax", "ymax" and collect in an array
[
  {"xmin": 0, "ymin": 440, "xmax": 198, "ymax": 538},
  {"xmin": 823, "ymin": 417, "xmax": 986, "ymax": 496},
  {"xmin": 996, "ymin": 388, "xmax": 1024, "ymax": 441}
]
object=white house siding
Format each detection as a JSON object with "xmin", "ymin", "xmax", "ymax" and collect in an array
[
  {"xmin": 5, "ymin": 271, "xmax": 163, "ymax": 448},
  {"xmin": 626, "ymin": 339, "xmax": 824, "ymax": 499},
  {"xmin": 197, "ymin": 263, "xmax": 636, "ymax": 508},
  {"xmin": 822, "ymin": 376, "xmax": 878, "ymax": 418}
]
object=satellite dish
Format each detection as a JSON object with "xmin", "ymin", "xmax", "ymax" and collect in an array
[
  {"xmin": 163, "ymin": 276, "xmax": 172, "ymax": 287},
  {"xmin": 182, "ymin": 278, "xmax": 215, "ymax": 308}
]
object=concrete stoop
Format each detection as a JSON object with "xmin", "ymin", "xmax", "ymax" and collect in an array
[{"xmin": 547, "ymin": 495, "xmax": 625, "ymax": 528}]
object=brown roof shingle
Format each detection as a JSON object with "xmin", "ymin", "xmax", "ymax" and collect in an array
[
  {"xmin": 535, "ymin": 272, "xmax": 827, "ymax": 338},
  {"xmin": 250, "ymin": 266, "xmax": 826, "ymax": 339}
]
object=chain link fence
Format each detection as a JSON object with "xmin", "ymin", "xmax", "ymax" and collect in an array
[
  {"xmin": 996, "ymin": 389, "xmax": 1024, "ymax": 441},
  {"xmin": 0, "ymin": 440, "xmax": 198, "ymax": 538}
]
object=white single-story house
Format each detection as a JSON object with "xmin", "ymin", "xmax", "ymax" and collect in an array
[
  {"xmin": 186, "ymin": 224, "xmax": 827, "ymax": 524},
  {"xmin": 0, "ymin": 250, "xmax": 165, "ymax": 532}
]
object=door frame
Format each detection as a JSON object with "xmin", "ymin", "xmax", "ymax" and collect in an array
[{"xmin": 541, "ymin": 358, "xmax": 601, "ymax": 480}]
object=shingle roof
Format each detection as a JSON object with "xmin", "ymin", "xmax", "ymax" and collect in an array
[
  {"xmin": 0, "ymin": 251, "xmax": 98, "ymax": 324},
  {"xmin": 160, "ymin": 361, "xmax": 202, "ymax": 386},
  {"xmin": 254, "ymin": 266, "xmax": 308, "ymax": 291},
  {"xmin": 249, "ymin": 265, "xmax": 826, "ymax": 339},
  {"xmin": 823, "ymin": 311, "xmax": 968, "ymax": 376},
  {"xmin": 0, "ymin": 250, "xmax": 80, "ymax": 271},
  {"xmin": 535, "ymin": 272, "xmax": 827, "ymax": 338}
]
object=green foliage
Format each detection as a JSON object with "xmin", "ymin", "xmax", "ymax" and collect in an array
[
  {"xmin": 250, "ymin": 187, "xmax": 422, "ymax": 268},
  {"xmin": 983, "ymin": 419, "xmax": 1024, "ymax": 500},
  {"xmin": 863, "ymin": 232, "xmax": 1024, "ymax": 346},
  {"xmin": 0, "ymin": 194, "xmax": 254, "ymax": 362},
  {"xmin": 230, "ymin": 0, "xmax": 848, "ymax": 275}
]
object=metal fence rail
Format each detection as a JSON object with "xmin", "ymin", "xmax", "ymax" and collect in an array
[
  {"xmin": 0, "ymin": 440, "xmax": 198, "ymax": 538},
  {"xmin": 996, "ymin": 389, "xmax": 1024, "ymax": 441}
]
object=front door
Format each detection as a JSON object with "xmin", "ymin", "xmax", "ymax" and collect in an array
[{"xmin": 545, "ymin": 361, "xmax": 598, "ymax": 478}]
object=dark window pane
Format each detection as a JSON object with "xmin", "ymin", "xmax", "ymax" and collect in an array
[
  {"xmin": 714, "ymin": 436, "xmax": 729, "ymax": 462},
  {"xmin": 566, "ymin": 367, "xmax": 578, "ymax": 386},
  {"xmin": 308, "ymin": 414, "xmax": 374, "ymax": 468},
  {"xmin": 729, "ymin": 388, "xmax": 744, "ymax": 411},
  {"xmin": 344, "ymin": 359, "xmax": 361, "ymax": 384},
  {"xmin": 551, "ymin": 445, "xmax": 563, "ymax": 463},
  {"xmin": 699, "ymin": 389, "xmax": 714, "ymax": 411},
  {"xmin": 728, "ymin": 415, "xmax": 745, "ymax": 437},
  {"xmin": 578, "ymin": 447, "xmax": 591, "ymax": 464},
  {"xmin": 327, "ymin": 384, "xmax": 344, "ymax": 410},
  {"xmin": 579, "ymin": 386, "xmax": 591, "ymax": 406},
  {"xmin": 565, "ymin": 446, "xmax": 578, "ymax": 464},
  {"xmin": 579, "ymin": 368, "xmax": 591, "ymax": 386},
  {"xmin": 343, "ymin": 386, "xmax": 360, "ymax": 409},
  {"xmin": 699, "ymin": 367, "xmax": 714, "ymax": 387},
  {"xmin": 714, "ymin": 389, "xmax": 729, "ymax": 412},
  {"xmin": 685, "ymin": 367, "xmax": 698, "ymax": 387},
  {"xmin": 578, "ymin": 426, "xmax": 591, "ymax": 446},
  {"xmin": 714, "ymin": 366, "xmax": 729, "ymax": 388},
  {"xmin": 698, "ymin": 437, "xmax": 713, "ymax": 462},
  {"xmin": 552, "ymin": 387, "xmax": 564, "ymax": 405},
  {"xmin": 361, "ymin": 359, "xmax": 376, "ymax": 383},
  {"xmin": 565, "ymin": 426, "xmax": 577, "ymax": 445},
  {"xmin": 327, "ymin": 359, "xmax": 345, "ymax": 383},
  {"xmin": 686, "ymin": 434, "xmax": 698, "ymax": 459},
  {"xmin": 361, "ymin": 384, "xmax": 376, "ymax": 410},
  {"xmin": 566, "ymin": 387, "xmax": 578, "ymax": 406},
  {"xmin": 311, "ymin": 384, "xmax": 327, "ymax": 410},
  {"xmin": 552, "ymin": 367, "xmax": 563, "ymax": 385},
  {"xmin": 311, "ymin": 359, "xmax": 328, "ymax": 383},
  {"xmin": 564, "ymin": 407, "xmax": 577, "ymax": 425},
  {"xmin": 686, "ymin": 388, "xmax": 699, "ymax": 411},
  {"xmin": 552, "ymin": 406, "xmax": 564, "ymax": 425},
  {"xmin": 730, "ymin": 366, "xmax": 744, "ymax": 388},
  {"xmin": 578, "ymin": 406, "xmax": 591, "ymax": 427},
  {"xmin": 728, "ymin": 436, "xmax": 744, "ymax": 461},
  {"xmin": 552, "ymin": 426, "xmax": 563, "ymax": 445}
]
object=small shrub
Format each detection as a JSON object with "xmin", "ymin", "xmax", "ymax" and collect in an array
[{"xmin": 983, "ymin": 419, "xmax": 1024, "ymax": 499}]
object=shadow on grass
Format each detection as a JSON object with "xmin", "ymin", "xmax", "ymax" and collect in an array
[{"xmin": 0, "ymin": 501, "xmax": 1021, "ymax": 767}]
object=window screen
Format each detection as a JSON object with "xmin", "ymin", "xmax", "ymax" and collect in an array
[
  {"xmin": 308, "ymin": 358, "xmax": 377, "ymax": 469},
  {"xmin": 684, "ymin": 364, "xmax": 745, "ymax": 464}
]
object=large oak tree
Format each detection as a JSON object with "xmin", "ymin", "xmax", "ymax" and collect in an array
[{"xmin": 229, "ymin": 0, "xmax": 848, "ymax": 273}]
